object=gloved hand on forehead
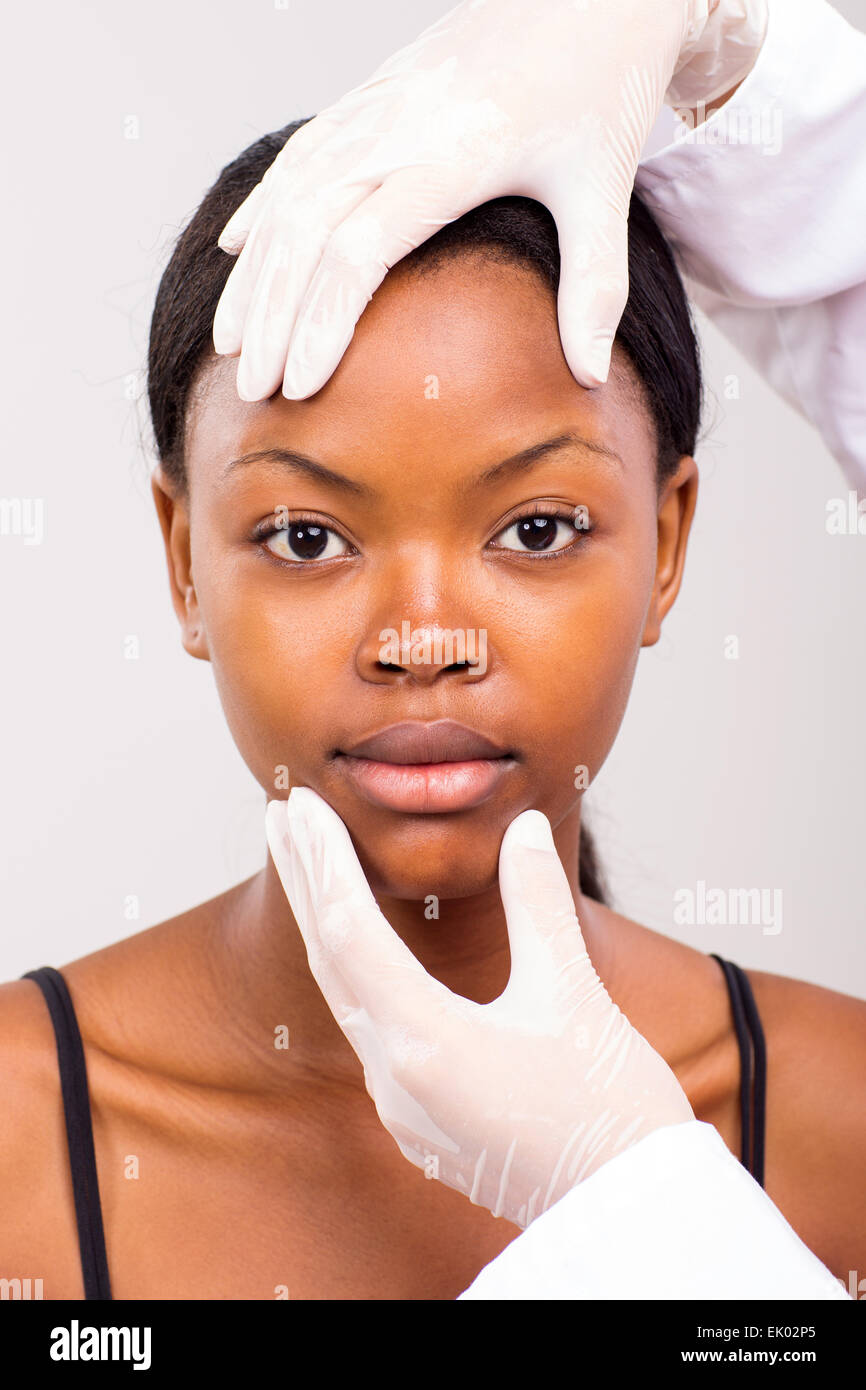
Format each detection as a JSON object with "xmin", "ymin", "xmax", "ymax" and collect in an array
[
  {"xmin": 265, "ymin": 786, "xmax": 695, "ymax": 1230},
  {"xmin": 213, "ymin": 0, "xmax": 768, "ymax": 403}
]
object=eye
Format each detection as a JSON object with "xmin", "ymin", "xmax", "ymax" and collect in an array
[
  {"xmin": 490, "ymin": 505, "xmax": 590, "ymax": 556},
  {"xmin": 256, "ymin": 515, "xmax": 353, "ymax": 564}
]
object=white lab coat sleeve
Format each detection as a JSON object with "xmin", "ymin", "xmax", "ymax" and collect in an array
[
  {"xmin": 634, "ymin": 0, "xmax": 866, "ymax": 495},
  {"xmin": 457, "ymin": 1120, "xmax": 852, "ymax": 1299}
]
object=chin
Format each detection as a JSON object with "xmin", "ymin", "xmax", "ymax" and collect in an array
[{"xmin": 356, "ymin": 837, "xmax": 501, "ymax": 904}]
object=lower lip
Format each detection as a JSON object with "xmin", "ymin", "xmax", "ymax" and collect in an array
[{"xmin": 336, "ymin": 755, "xmax": 514, "ymax": 813}]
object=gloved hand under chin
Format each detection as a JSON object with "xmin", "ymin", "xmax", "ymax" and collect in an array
[
  {"xmin": 213, "ymin": 0, "xmax": 768, "ymax": 401},
  {"xmin": 265, "ymin": 786, "xmax": 694, "ymax": 1230}
]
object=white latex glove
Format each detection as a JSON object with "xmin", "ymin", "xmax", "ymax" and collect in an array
[
  {"xmin": 213, "ymin": 0, "xmax": 768, "ymax": 402},
  {"xmin": 265, "ymin": 787, "xmax": 695, "ymax": 1230}
]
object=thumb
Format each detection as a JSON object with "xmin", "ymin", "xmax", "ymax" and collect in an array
[
  {"xmin": 498, "ymin": 811, "xmax": 597, "ymax": 1003},
  {"xmin": 552, "ymin": 182, "xmax": 631, "ymax": 389}
]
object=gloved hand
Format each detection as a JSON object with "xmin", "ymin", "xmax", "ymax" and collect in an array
[
  {"xmin": 265, "ymin": 787, "xmax": 695, "ymax": 1230},
  {"xmin": 213, "ymin": 0, "xmax": 768, "ymax": 402}
]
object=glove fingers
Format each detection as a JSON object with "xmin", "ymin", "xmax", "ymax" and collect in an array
[
  {"xmin": 216, "ymin": 178, "xmax": 268, "ymax": 257},
  {"xmin": 212, "ymin": 214, "xmax": 278, "ymax": 363},
  {"xmin": 234, "ymin": 225, "xmax": 325, "ymax": 401},
  {"xmin": 283, "ymin": 171, "xmax": 468, "ymax": 398},
  {"xmin": 234, "ymin": 176, "xmax": 376, "ymax": 401},
  {"xmin": 552, "ymin": 180, "xmax": 631, "ymax": 388},
  {"xmin": 213, "ymin": 106, "xmax": 345, "ymax": 325}
]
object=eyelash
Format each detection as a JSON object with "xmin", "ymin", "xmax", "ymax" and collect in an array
[
  {"xmin": 490, "ymin": 501, "xmax": 594, "ymax": 562},
  {"xmin": 252, "ymin": 503, "xmax": 594, "ymax": 568}
]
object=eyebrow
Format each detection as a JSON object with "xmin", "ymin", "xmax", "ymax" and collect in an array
[
  {"xmin": 222, "ymin": 431, "xmax": 621, "ymax": 498},
  {"xmin": 469, "ymin": 431, "xmax": 622, "ymax": 491},
  {"xmin": 223, "ymin": 448, "xmax": 375, "ymax": 497}
]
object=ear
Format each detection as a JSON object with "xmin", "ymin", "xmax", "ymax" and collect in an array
[
  {"xmin": 641, "ymin": 455, "xmax": 698, "ymax": 648},
  {"xmin": 150, "ymin": 465, "xmax": 210, "ymax": 661}
]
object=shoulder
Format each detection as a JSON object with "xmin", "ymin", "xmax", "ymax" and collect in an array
[
  {"xmin": 745, "ymin": 966, "xmax": 866, "ymax": 1129},
  {"xmin": 744, "ymin": 967, "xmax": 866, "ymax": 1284},
  {"xmin": 0, "ymin": 887, "xmax": 231, "ymax": 1295},
  {"xmin": 0, "ymin": 975, "xmax": 88, "ymax": 1295},
  {"xmin": 0, "ymin": 974, "xmax": 65, "ymax": 1151},
  {"xmin": 745, "ymin": 964, "xmax": 866, "ymax": 1053}
]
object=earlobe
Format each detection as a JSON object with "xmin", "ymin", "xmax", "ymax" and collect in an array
[
  {"xmin": 182, "ymin": 625, "xmax": 210, "ymax": 662},
  {"xmin": 640, "ymin": 454, "xmax": 699, "ymax": 650},
  {"xmin": 150, "ymin": 467, "xmax": 210, "ymax": 662}
]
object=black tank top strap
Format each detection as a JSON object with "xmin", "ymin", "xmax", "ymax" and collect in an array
[
  {"xmin": 710, "ymin": 953, "xmax": 767, "ymax": 1189},
  {"xmin": 22, "ymin": 966, "xmax": 113, "ymax": 1300},
  {"xmin": 729, "ymin": 959, "xmax": 767, "ymax": 1187}
]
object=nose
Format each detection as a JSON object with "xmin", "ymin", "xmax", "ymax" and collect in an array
[
  {"xmin": 367, "ymin": 619, "xmax": 489, "ymax": 685},
  {"xmin": 353, "ymin": 551, "xmax": 492, "ymax": 685}
]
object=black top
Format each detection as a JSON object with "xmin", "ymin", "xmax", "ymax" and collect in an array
[{"xmin": 21, "ymin": 953, "xmax": 767, "ymax": 1301}]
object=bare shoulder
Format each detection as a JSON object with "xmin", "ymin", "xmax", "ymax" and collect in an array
[
  {"xmin": 0, "ymin": 974, "xmax": 87, "ymax": 1295},
  {"xmin": 745, "ymin": 964, "xmax": 866, "ymax": 1054},
  {"xmin": 0, "ymin": 973, "xmax": 68, "ymax": 1162},
  {"xmin": 0, "ymin": 885, "xmax": 236, "ymax": 1298},
  {"xmin": 744, "ymin": 966, "xmax": 866, "ymax": 1130},
  {"xmin": 744, "ymin": 967, "xmax": 866, "ymax": 1286}
]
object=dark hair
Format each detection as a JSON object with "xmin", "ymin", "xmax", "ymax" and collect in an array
[{"xmin": 148, "ymin": 117, "xmax": 704, "ymax": 907}]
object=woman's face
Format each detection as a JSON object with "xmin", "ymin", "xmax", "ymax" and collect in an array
[{"xmin": 153, "ymin": 253, "xmax": 696, "ymax": 901}]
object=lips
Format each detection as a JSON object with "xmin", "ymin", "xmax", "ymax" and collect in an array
[
  {"xmin": 335, "ymin": 719, "xmax": 515, "ymax": 813},
  {"xmin": 340, "ymin": 719, "xmax": 508, "ymax": 764}
]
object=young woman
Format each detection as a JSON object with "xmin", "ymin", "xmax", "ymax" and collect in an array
[{"xmin": 2, "ymin": 115, "xmax": 864, "ymax": 1301}]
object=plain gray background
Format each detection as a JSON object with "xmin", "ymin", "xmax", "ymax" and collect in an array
[{"xmin": 2, "ymin": 0, "xmax": 864, "ymax": 996}]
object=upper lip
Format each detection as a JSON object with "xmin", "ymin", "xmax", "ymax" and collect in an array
[{"xmin": 339, "ymin": 719, "xmax": 510, "ymax": 764}]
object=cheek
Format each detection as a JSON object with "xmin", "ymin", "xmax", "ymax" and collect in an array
[
  {"xmin": 505, "ymin": 537, "xmax": 654, "ymax": 786},
  {"xmin": 195, "ymin": 561, "xmax": 355, "ymax": 793}
]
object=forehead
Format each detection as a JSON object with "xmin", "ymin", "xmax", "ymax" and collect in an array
[{"xmin": 185, "ymin": 255, "xmax": 654, "ymax": 489}]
